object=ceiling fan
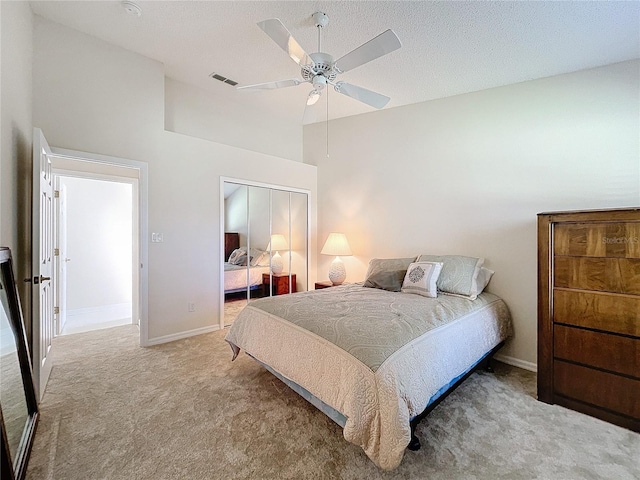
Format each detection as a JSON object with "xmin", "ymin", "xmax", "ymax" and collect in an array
[{"xmin": 238, "ymin": 12, "xmax": 402, "ymax": 114}]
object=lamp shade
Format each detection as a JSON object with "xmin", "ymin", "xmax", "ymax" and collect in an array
[
  {"xmin": 267, "ymin": 234, "xmax": 289, "ymax": 252},
  {"xmin": 321, "ymin": 233, "xmax": 352, "ymax": 257}
]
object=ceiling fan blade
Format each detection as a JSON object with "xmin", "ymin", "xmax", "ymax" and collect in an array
[
  {"xmin": 257, "ymin": 19, "xmax": 313, "ymax": 67},
  {"xmin": 334, "ymin": 29, "xmax": 401, "ymax": 73},
  {"xmin": 237, "ymin": 79, "xmax": 302, "ymax": 90},
  {"xmin": 334, "ymin": 82, "xmax": 390, "ymax": 109}
]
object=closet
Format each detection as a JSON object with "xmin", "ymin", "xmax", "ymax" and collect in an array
[{"xmin": 221, "ymin": 179, "xmax": 309, "ymax": 327}]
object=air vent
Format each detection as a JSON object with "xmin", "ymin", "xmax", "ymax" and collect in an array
[{"xmin": 209, "ymin": 72, "xmax": 238, "ymax": 87}]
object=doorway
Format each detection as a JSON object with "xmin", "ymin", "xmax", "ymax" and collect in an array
[
  {"xmin": 31, "ymin": 128, "xmax": 149, "ymax": 401},
  {"xmin": 48, "ymin": 148, "xmax": 149, "ymax": 347},
  {"xmin": 54, "ymin": 174, "xmax": 135, "ymax": 336}
]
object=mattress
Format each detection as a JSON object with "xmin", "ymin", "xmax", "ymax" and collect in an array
[
  {"xmin": 223, "ymin": 262, "xmax": 270, "ymax": 292},
  {"xmin": 225, "ymin": 283, "xmax": 512, "ymax": 470}
]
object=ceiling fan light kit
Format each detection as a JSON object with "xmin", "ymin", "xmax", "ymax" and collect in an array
[{"xmin": 238, "ymin": 11, "xmax": 401, "ymax": 115}]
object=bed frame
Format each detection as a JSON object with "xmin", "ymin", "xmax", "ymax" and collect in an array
[{"xmin": 407, "ymin": 341, "xmax": 504, "ymax": 450}]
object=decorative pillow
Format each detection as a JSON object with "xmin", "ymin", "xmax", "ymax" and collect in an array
[
  {"xmin": 250, "ymin": 249, "xmax": 270, "ymax": 267},
  {"xmin": 401, "ymin": 262, "xmax": 443, "ymax": 297},
  {"xmin": 417, "ymin": 254, "xmax": 485, "ymax": 299},
  {"xmin": 363, "ymin": 257, "xmax": 417, "ymax": 292},
  {"xmin": 228, "ymin": 248, "xmax": 246, "ymax": 265}
]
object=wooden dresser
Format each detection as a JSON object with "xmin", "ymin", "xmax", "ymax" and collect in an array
[{"xmin": 538, "ymin": 208, "xmax": 640, "ymax": 432}]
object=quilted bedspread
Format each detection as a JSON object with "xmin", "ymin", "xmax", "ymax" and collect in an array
[{"xmin": 225, "ymin": 283, "xmax": 512, "ymax": 470}]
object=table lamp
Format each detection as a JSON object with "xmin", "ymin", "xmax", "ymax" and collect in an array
[{"xmin": 320, "ymin": 233, "xmax": 352, "ymax": 285}]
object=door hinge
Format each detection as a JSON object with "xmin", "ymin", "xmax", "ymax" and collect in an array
[
  {"xmin": 54, "ymin": 306, "xmax": 60, "ymax": 315},
  {"xmin": 54, "ymin": 248, "xmax": 59, "ymax": 256},
  {"xmin": 54, "ymin": 190, "xmax": 60, "ymax": 198}
]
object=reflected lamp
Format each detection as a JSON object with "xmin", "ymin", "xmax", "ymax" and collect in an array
[{"xmin": 267, "ymin": 234, "xmax": 289, "ymax": 275}]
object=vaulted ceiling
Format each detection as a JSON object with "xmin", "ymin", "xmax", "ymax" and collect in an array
[{"xmin": 30, "ymin": 1, "xmax": 640, "ymax": 125}]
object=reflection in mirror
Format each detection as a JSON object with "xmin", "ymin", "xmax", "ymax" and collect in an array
[
  {"xmin": 270, "ymin": 190, "xmax": 293, "ymax": 294},
  {"xmin": 223, "ymin": 183, "xmax": 248, "ymax": 326},
  {"xmin": 247, "ymin": 185, "xmax": 271, "ymax": 302},
  {"xmin": 0, "ymin": 247, "xmax": 38, "ymax": 480},
  {"xmin": 0, "ymin": 285, "xmax": 29, "ymax": 466},
  {"xmin": 222, "ymin": 180, "xmax": 309, "ymax": 326},
  {"xmin": 290, "ymin": 192, "xmax": 309, "ymax": 293}
]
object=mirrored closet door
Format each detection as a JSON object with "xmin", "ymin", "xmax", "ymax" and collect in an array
[{"xmin": 221, "ymin": 179, "xmax": 309, "ymax": 327}]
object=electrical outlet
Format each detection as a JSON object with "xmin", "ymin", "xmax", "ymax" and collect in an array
[
  {"xmin": 188, "ymin": 302, "xmax": 196, "ymax": 312},
  {"xmin": 151, "ymin": 233, "xmax": 164, "ymax": 243}
]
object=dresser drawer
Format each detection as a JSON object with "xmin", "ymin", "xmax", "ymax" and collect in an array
[
  {"xmin": 553, "ymin": 290, "xmax": 640, "ymax": 336},
  {"xmin": 554, "ymin": 361, "xmax": 640, "ymax": 419},
  {"xmin": 554, "ymin": 256, "xmax": 640, "ymax": 295},
  {"xmin": 554, "ymin": 223, "xmax": 640, "ymax": 258},
  {"xmin": 554, "ymin": 324, "xmax": 640, "ymax": 378}
]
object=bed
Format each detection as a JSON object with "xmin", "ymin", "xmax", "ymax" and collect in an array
[
  {"xmin": 223, "ymin": 262, "xmax": 270, "ymax": 294},
  {"xmin": 225, "ymin": 256, "xmax": 513, "ymax": 470},
  {"xmin": 223, "ymin": 233, "xmax": 271, "ymax": 294}
]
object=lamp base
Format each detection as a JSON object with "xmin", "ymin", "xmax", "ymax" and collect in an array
[
  {"xmin": 271, "ymin": 251, "xmax": 284, "ymax": 275},
  {"xmin": 328, "ymin": 256, "xmax": 346, "ymax": 285}
]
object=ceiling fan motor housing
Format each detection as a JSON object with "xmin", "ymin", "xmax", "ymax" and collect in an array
[{"xmin": 302, "ymin": 52, "xmax": 337, "ymax": 82}]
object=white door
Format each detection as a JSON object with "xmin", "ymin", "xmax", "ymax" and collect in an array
[
  {"xmin": 32, "ymin": 127, "xmax": 55, "ymax": 401},
  {"xmin": 57, "ymin": 184, "xmax": 69, "ymax": 334}
]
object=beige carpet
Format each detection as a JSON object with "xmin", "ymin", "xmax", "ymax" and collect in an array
[
  {"xmin": 224, "ymin": 298, "xmax": 247, "ymax": 326},
  {"xmin": 26, "ymin": 326, "xmax": 639, "ymax": 480}
]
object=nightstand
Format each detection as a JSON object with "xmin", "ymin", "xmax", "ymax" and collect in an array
[
  {"xmin": 263, "ymin": 273, "xmax": 297, "ymax": 296},
  {"xmin": 315, "ymin": 281, "xmax": 337, "ymax": 290}
]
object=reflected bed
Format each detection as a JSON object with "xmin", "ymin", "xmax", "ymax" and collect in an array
[{"xmin": 223, "ymin": 262, "xmax": 270, "ymax": 294}]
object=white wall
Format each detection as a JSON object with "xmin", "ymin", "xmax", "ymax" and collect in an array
[
  {"xmin": 60, "ymin": 177, "xmax": 132, "ymax": 310},
  {"xmin": 304, "ymin": 60, "xmax": 640, "ymax": 368},
  {"xmin": 0, "ymin": 2, "xmax": 33, "ymax": 338},
  {"xmin": 225, "ymin": 186, "xmax": 248, "ymax": 248},
  {"xmin": 165, "ymin": 78, "xmax": 303, "ymax": 162},
  {"xmin": 32, "ymin": 16, "xmax": 317, "ymax": 342}
]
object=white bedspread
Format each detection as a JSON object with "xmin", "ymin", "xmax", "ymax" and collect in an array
[
  {"xmin": 225, "ymin": 285, "xmax": 512, "ymax": 470},
  {"xmin": 223, "ymin": 262, "xmax": 269, "ymax": 292}
]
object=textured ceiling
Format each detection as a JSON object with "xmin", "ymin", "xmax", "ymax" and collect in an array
[{"xmin": 30, "ymin": 1, "xmax": 640, "ymax": 125}]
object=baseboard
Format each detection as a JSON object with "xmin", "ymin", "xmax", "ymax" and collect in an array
[
  {"xmin": 494, "ymin": 353, "xmax": 537, "ymax": 373},
  {"xmin": 67, "ymin": 302, "xmax": 132, "ymax": 322},
  {"xmin": 146, "ymin": 325, "xmax": 221, "ymax": 346}
]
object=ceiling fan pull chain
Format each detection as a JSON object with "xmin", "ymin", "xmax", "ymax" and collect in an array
[{"xmin": 326, "ymin": 86, "xmax": 330, "ymax": 158}]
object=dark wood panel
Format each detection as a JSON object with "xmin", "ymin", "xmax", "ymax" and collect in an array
[
  {"xmin": 553, "ymin": 289, "xmax": 640, "ymax": 337},
  {"xmin": 262, "ymin": 273, "xmax": 296, "ymax": 296},
  {"xmin": 553, "ymin": 396, "xmax": 640, "ymax": 433},
  {"xmin": 538, "ymin": 214, "xmax": 554, "ymax": 403},
  {"xmin": 554, "ymin": 324, "xmax": 640, "ymax": 378},
  {"xmin": 554, "ymin": 361, "xmax": 640, "ymax": 419},
  {"xmin": 554, "ymin": 223, "xmax": 640, "ymax": 258},
  {"xmin": 554, "ymin": 256, "xmax": 640, "ymax": 295},
  {"xmin": 541, "ymin": 208, "xmax": 640, "ymax": 224}
]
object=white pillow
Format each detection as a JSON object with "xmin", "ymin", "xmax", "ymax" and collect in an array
[
  {"xmin": 249, "ymin": 249, "xmax": 270, "ymax": 267},
  {"xmin": 417, "ymin": 254, "xmax": 485, "ymax": 299},
  {"xmin": 475, "ymin": 267, "xmax": 494, "ymax": 294},
  {"xmin": 228, "ymin": 248, "xmax": 246, "ymax": 264},
  {"xmin": 401, "ymin": 262, "xmax": 443, "ymax": 298}
]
